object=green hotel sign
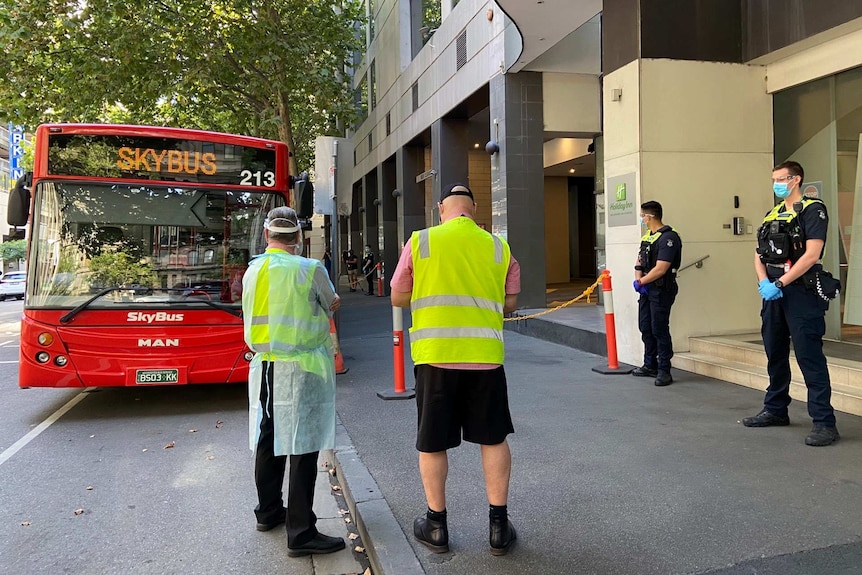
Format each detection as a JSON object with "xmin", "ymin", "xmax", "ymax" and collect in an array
[{"xmin": 607, "ymin": 172, "xmax": 637, "ymax": 227}]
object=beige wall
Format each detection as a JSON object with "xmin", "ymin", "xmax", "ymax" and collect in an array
[
  {"xmin": 544, "ymin": 177, "xmax": 570, "ymax": 283},
  {"xmin": 543, "ymin": 73, "xmax": 601, "ymax": 134},
  {"xmin": 603, "ymin": 59, "xmax": 774, "ymax": 367}
]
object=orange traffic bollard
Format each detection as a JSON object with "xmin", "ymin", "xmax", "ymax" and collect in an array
[
  {"xmin": 377, "ymin": 306, "xmax": 415, "ymax": 400},
  {"xmin": 330, "ymin": 318, "xmax": 349, "ymax": 375},
  {"xmin": 376, "ymin": 262, "xmax": 384, "ymax": 297},
  {"xmin": 592, "ymin": 270, "xmax": 634, "ymax": 375}
]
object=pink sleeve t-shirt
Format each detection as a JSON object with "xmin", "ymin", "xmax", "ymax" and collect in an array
[{"xmin": 390, "ymin": 236, "xmax": 521, "ymax": 370}]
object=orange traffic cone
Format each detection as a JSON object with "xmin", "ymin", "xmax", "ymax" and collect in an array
[{"xmin": 330, "ymin": 318, "xmax": 349, "ymax": 375}]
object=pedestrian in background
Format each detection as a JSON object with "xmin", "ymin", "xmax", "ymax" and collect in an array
[
  {"xmin": 632, "ymin": 200, "xmax": 682, "ymax": 386},
  {"xmin": 346, "ymin": 249, "xmax": 359, "ymax": 292},
  {"xmin": 744, "ymin": 160, "xmax": 840, "ymax": 446},
  {"xmin": 242, "ymin": 206, "xmax": 345, "ymax": 556},
  {"xmin": 390, "ymin": 182, "xmax": 521, "ymax": 556},
  {"xmin": 362, "ymin": 244, "xmax": 375, "ymax": 296},
  {"xmin": 322, "ymin": 246, "xmax": 332, "ymax": 279}
]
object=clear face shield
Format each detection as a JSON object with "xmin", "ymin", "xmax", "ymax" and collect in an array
[{"xmin": 264, "ymin": 217, "xmax": 304, "ymax": 255}]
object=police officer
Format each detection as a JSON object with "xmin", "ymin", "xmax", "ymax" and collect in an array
[
  {"xmin": 632, "ymin": 201, "xmax": 682, "ymax": 386},
  {"xmin": 743, "ymin": 161, "xmax": 839, "ymax": 446}
]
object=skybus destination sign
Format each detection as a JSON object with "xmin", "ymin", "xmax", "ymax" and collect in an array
[{"xmin": 47, "ymin": 134, "xmax": 278, "ymax": 187}]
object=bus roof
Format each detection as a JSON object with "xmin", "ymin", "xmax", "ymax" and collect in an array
[{"xmin": 35, "ymin": 123, "xmax": 286, "ymax": 149}]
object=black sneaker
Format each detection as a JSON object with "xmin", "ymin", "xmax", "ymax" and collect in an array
[
  {"xmin": 489, "ymin": 518, "xmax": 517, "ymax": 556},
  {"xmin": 742, "ymin": 409, "xmax": 790, "ymax": 427},
  {"xmin": 805, "ymin": 425, "xmax": 840, "ymax": 446},
  {"xmin": 631, "ymin": 366, "xmax": 658, "ymax": 378},
  {"xmin": 414, "ymin": 516, "xmax": 449, "ymax": 553},
  {"xmin": 654, "ymin": 372, "xmax": 673, "ymax": 386}
]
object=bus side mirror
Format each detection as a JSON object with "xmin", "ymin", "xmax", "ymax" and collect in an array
[
  {"xmin": 7, "ymin": 172, "xmax": 31, "ymax": 227},
  {"xmin": 295, "ymin": 178, "xmax": 314, "ymax": 219}
]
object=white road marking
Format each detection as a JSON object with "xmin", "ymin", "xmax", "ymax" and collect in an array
[
  {"xmin": 0, "ymin": 390, "xmax": 91, "ymax": 467},
  {"xmin": 0, "ymin": 341, "xmax": 16, "ymax": 347},
  {"xmin": 0, "ymin": 361, "xmax": 19, "ymax": 364}
]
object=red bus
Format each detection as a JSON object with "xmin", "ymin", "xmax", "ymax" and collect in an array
[{"xmin": 7, "ymin": 124, "xmax": 291, "ymax": 388}]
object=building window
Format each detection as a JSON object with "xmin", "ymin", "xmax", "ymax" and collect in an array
[
  {"xmin": 370, "ymin": 60, "xmax": 377, "ymax": 110},
  {"xmin": 367, "ymin": 0, "xmax": 376, "ymax": 43},
  {"xmin": 355, "ymin": 72, "xmax": 369, "ymax": 127},
  {"xmin": 412, "ymin": 82, "xmax": 419, "ymax": 112},
  {"xmin": 386, "ymin": 112, "xmax": 391, "ymax": 136},
  {"xmin": 368, "ymin": 132, "xmax": 373, "ymax": 153},
  {"xmin": 411, "ymin": 0, "xmax": 441, "ymax": 57}
]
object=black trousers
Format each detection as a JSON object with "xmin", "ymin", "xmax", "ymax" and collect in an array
[
  {"xmin": 254, "ymin": 361, "xmax": 319, "ymax": 546},
  {"xmin": 366, "ymin": 273, "xmax": 375, "ymax": 295},
  {"xmin": 761, "ymin": 283, "xmax": 835, "ymax": 426},
  {"xmin": 637, "ymin": 281, "xmax": 678, "ymax": 373}
]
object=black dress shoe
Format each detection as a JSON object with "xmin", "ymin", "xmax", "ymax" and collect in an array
[
  {"xmin": 654, "ymin": 372, "xmax": 673, "ymax": 386},
  {"xmin": 805, "ymin": 425, "xmax": 840, "ymax": 446},
  {"xmin": 255, "ymin": 509, "xmax": 286, "ymax": 532},
  {"xmin": 742, "ymin": 409, "xmax": 790, "ymax": 427},
  {"xmin": 287, "ymin": 533, "xmax": 346, "ymax": 557},
  {"xmin": 413, "ymin": 516, "xmax": 449, "ymax": 553},
  {"xmin": 631, "ymin": 366, "xmax": 658, "ymax": 378},
  {"xmin": 489, "ymin": 519, "xmax": 516, "ymax": 556}
]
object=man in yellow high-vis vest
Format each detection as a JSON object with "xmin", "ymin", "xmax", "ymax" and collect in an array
[
  {"xmin": 391, "ymin": 183, "xmax": 521, "ymax": 556},
  {"xmin": 242, "ymin": 206, "xmax": 345, "ymax": 557}
]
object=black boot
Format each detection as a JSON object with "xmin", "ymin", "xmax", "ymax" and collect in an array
[
  {"xmin": 413, "ymin": 514, "xmax": 449, "ymax": 553},
  {"xmin": 489, "ymin": 518, "xmax": 517, "ymax": 556}
]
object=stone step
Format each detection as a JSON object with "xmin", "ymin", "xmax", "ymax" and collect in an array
[{"xmin": 675, "ymin": 352, "xmax": 862, "ymax": 417}]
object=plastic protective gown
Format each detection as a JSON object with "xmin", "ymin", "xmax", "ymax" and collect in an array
[{"xmin": 243, "ymin": 248, "xmax": 337, "ymax": 456}]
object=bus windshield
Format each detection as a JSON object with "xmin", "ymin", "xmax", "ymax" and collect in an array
[{"xmin": 28, "ymin": 181, "xmax": 283, "ymax": 308}]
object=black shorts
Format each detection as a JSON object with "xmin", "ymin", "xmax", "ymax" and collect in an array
[{"xmin": 414, "ymin": 364, "xmax": 514, "ymax": 453}]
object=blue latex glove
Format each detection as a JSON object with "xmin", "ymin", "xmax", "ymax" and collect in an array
[
  {"xmin": 633, "ymin": 279, "xmax": 648, "ymax": 295},
  {"xmin": 758, "ymin": 278, "xmax": 783, "ymax": 301}
]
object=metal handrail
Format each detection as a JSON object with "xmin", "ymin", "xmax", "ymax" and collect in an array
[{"xmin": 678, "ymin": 254, "xmax": 710, "ymax": 274}]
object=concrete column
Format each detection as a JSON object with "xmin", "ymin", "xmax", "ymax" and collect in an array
[
  {"xmin": 489, "ymin": 71, "xmax": 547, "ymax": 309},
  {"xmin": 431, "ymin": 118, "xmax": 469, "ymax": 212},
  {"xmin": 379, "ymin": 159, "xmax": 399, "ymax": 296},
  {"xmin": 350, "ymin": 181, "xmax": 363, "ymax": 252},
  {"xmin": 363, "ymin": 169, "xmax": 379, "ymax": 252},
  {"xmin": 396, "ymin": 145, "xmax": 426, "ymax": 247}
]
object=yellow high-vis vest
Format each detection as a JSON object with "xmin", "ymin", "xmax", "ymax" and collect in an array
[{"xmin": 410, "ymin": 217, "xmax": 510, "ymax": 364}]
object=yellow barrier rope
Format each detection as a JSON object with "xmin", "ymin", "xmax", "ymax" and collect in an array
[{"xmin": 504, "ymin": 274, "xmax": 604, "ymax": 322}]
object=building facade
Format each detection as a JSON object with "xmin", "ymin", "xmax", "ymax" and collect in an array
[{"xmin": 340, "ymin": 0, "xmax": 862, "ymax": 369}]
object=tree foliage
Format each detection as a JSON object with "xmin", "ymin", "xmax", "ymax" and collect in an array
[
  {"xmin": 0, "ymin": 0, "xmax": 365, "ymax": 173},
  {"xmin": 0, "ymin": 240, "xmax": 27, "ymax": 263}
]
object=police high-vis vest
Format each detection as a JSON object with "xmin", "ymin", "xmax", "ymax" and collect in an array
[
  {"xmin": 639, "ymin": 226, "xmax": 679, "ymax": 274},
  {"xmin": 409, "ymin": 217, "xmax": 510, "ymax": 364},
  {"xmin": 756, "ymin": 198, "xmax": 824, "ymax": 265}
]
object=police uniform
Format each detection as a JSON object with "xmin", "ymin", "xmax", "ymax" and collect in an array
[
  {"xmin": 756, "ymin": 199, "xmax": 835, "ymax": 427},
  {"xmin": 637, "ymin": 225, "xmax": 683, "ymax": 376}
]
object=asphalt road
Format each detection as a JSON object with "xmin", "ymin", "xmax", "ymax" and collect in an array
[{"xmin": 0, "ymin": 299, "xmax": 366, "ymax": 575}]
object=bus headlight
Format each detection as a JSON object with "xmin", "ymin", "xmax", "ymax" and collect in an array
[
  {"xmin": 54, "ymin": 356, "xmax": 68, "ymax": 367},
  {"xmin": 36, "ymin": 351, "xmax": 50, "ymax": 364},
  {"xmin": 38, "ymin": 333, "xmax": 54, "ymax": 346},
  {"xmin": 244, "ymin": 351, "xmax": 254, "ymax": 361}
]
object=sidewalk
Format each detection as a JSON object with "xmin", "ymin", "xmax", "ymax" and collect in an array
[{"xmin": 330, "ymin": 293, "xmax": 862, "ymax": 575}]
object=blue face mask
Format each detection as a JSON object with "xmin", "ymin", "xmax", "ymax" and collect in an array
[{"xmin": 773, "ymin": 182, "xmax": 791, "ymax": 199}]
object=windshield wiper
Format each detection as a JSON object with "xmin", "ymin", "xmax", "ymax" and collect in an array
[
  {"xmin": 60, "ymin": 287, "xmax": 242, "ymax": 324},
  {"xmin": 60, "ymin": 287, "xmax": 127, "ymax": 324}
]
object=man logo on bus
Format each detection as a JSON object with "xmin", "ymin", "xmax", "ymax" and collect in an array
[
  {"xmin": 615, "ymin": 183, "xmax": 626, "ymax": 202},
  {"xmin": 138, "ymin": 339, "xmax": 180, "ymax": 347}
]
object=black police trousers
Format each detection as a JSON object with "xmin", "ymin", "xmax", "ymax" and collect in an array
[
  {"xmin": 761, "ymin": 283, "xmax": 835, "ymax": 426},
  {"xmin": 638, "ymin": 281, "xmax": 678, "ymax": 374},
  {"xmin": 254, "ymin": 361, "xmax": 320, "ymax": 546}
]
